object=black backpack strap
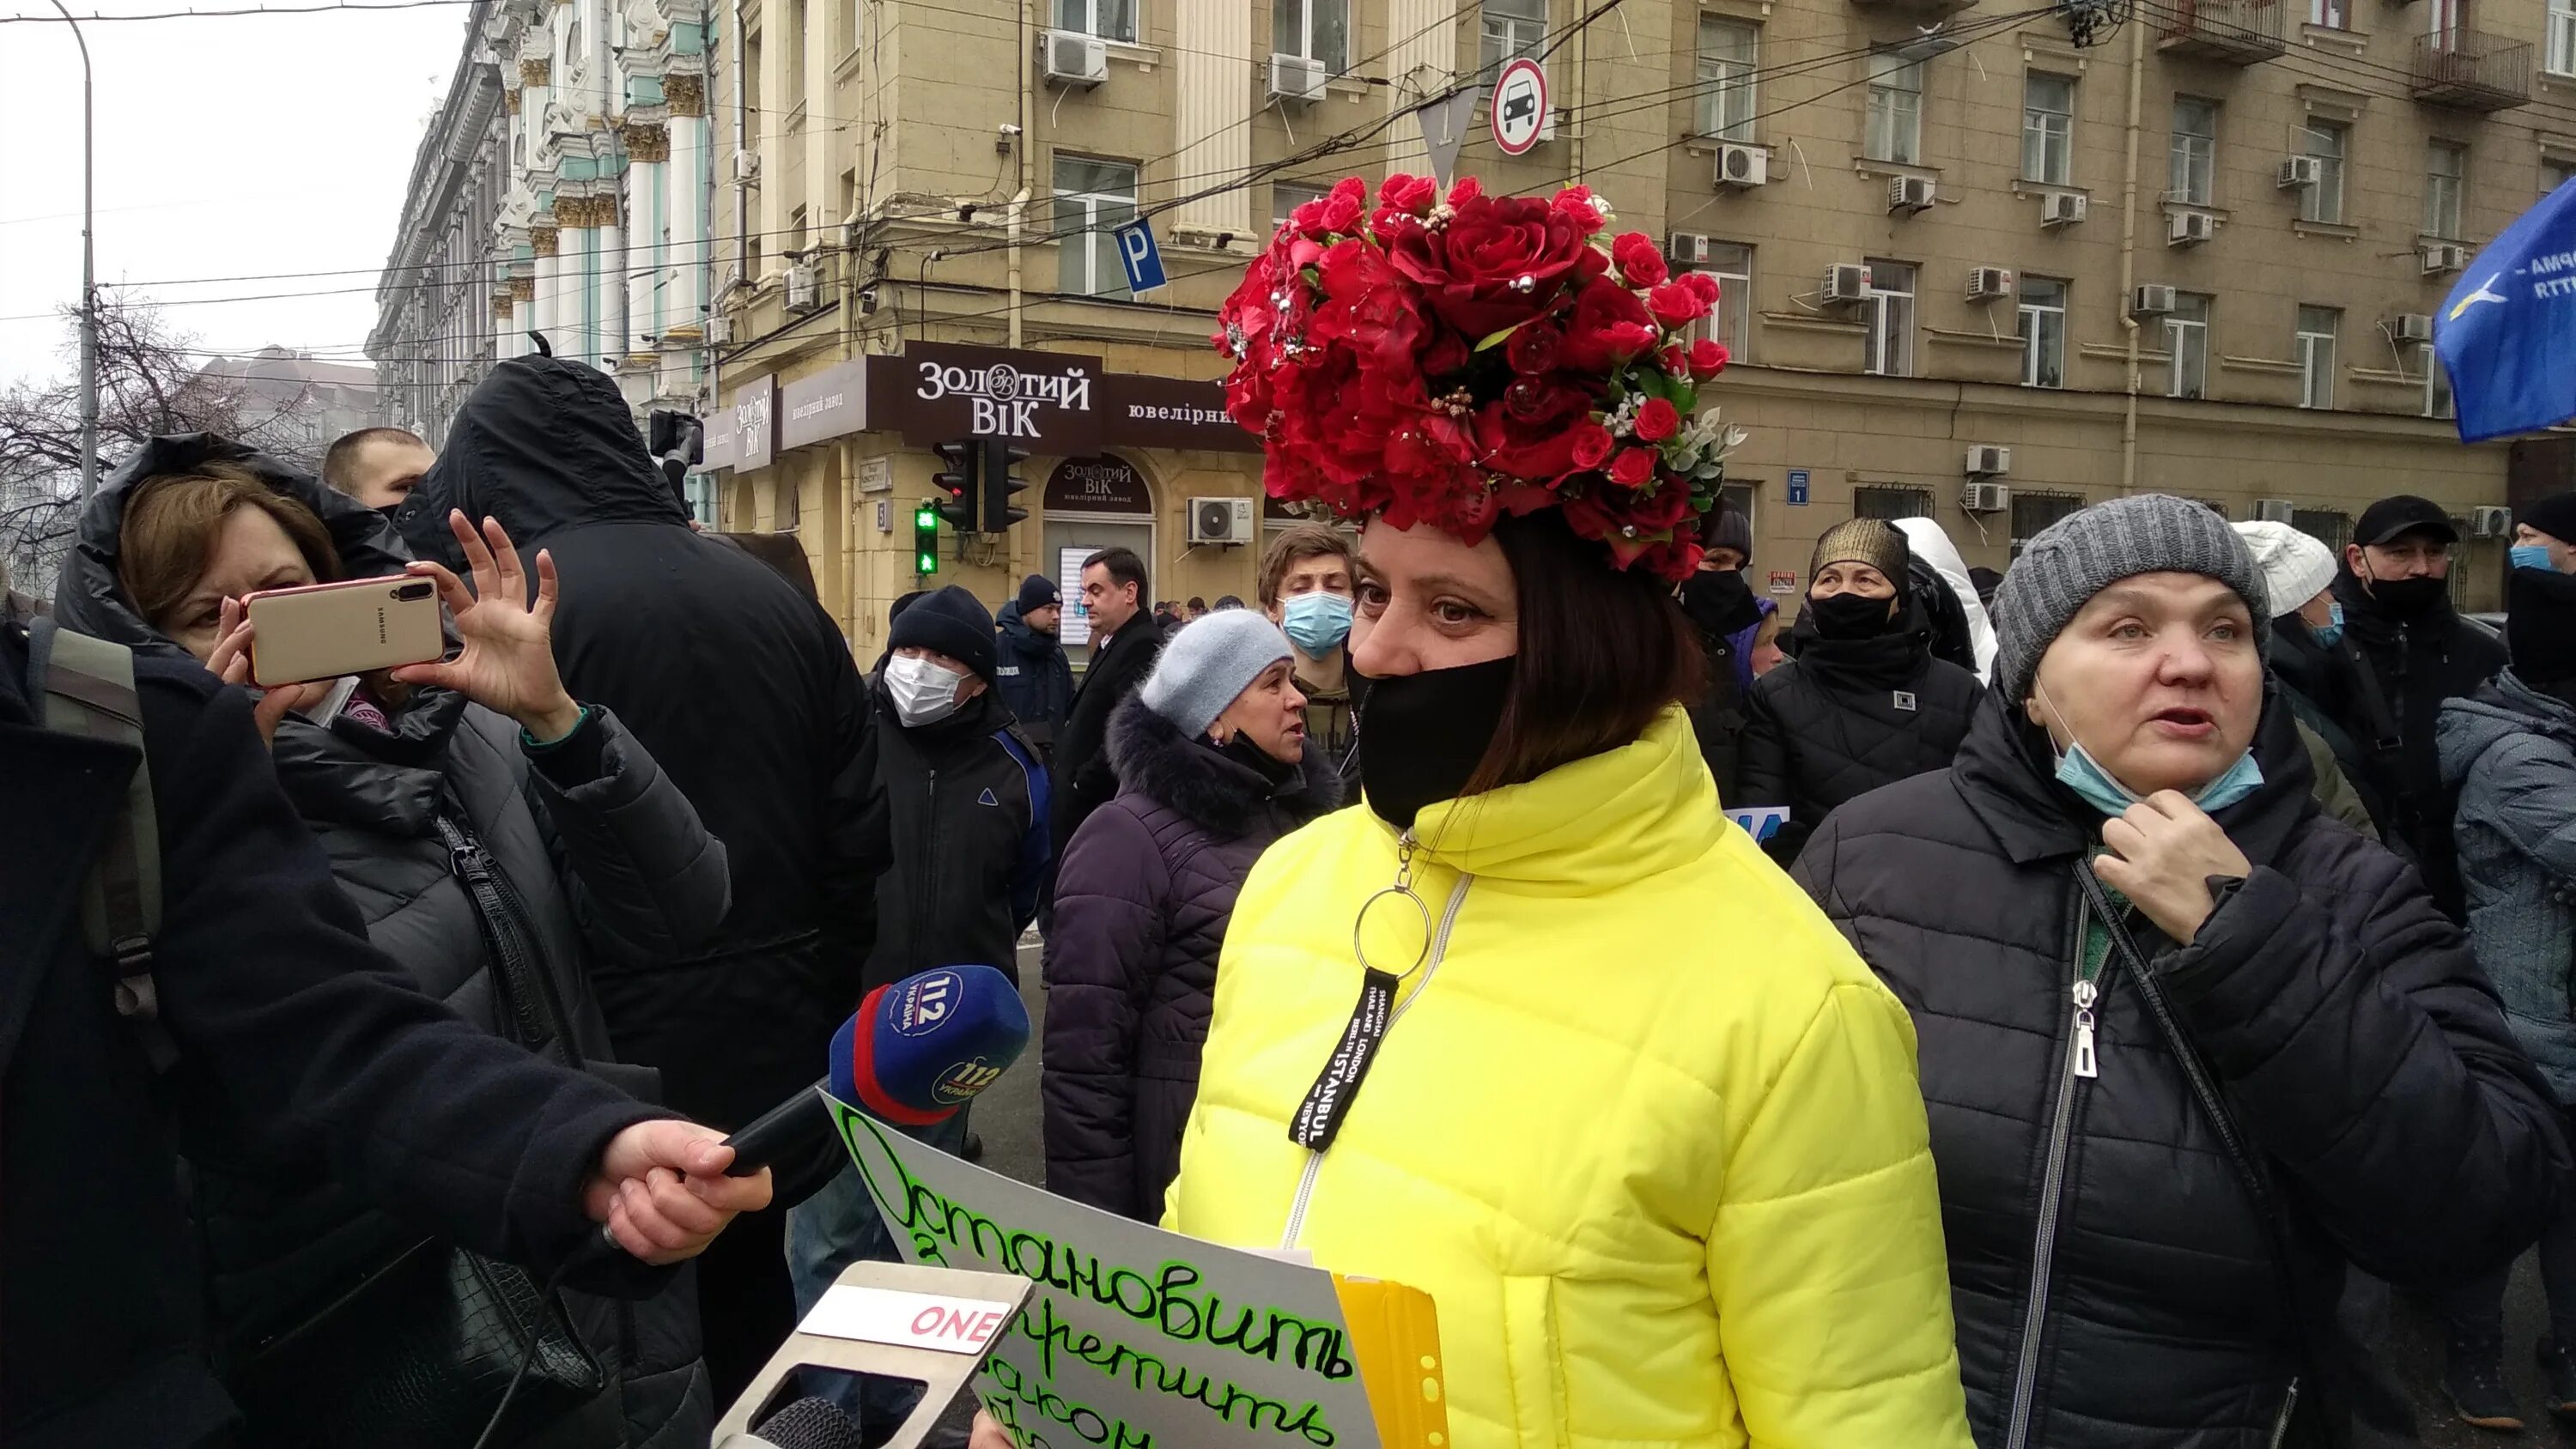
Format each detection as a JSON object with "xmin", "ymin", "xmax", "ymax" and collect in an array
[
  {"xmin": 432, "ymin": 790, "xmax": 575, "ymax": 1066},
  {"xmin": 28, "ymin": 618, "xmax": 176, "ymax": 1073}
]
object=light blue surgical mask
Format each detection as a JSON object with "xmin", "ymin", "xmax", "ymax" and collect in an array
[
  {"xmin": 2512, "ymin": 543, "xmax": 2555, "ymax": 573},
  {"xmin": 2038, "ymin": 684, "xmax": 2265, "ymax": 818},
  {"xmin": 1280, "ymin": 591, "xmax": 1353, "ymax": 655},
  {"xmin": 2313, "ymin": 601, "xmax": 2345, "ymax": 649}
]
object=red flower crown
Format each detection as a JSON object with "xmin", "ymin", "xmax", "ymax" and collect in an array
[{"xmin": 1214, "ymin": 174, "xmax": 1742, "ymax": 583}]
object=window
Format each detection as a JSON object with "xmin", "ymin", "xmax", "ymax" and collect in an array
[
  {"xmin": 2170, "ymin": 97, "xmax": 2217, "ymax": 205},
  {"xmin": 2553, "ymin": 0, "xmax": 2576, "ymax": 76},
  {"xmin": 1054, "ymin": 155, "xmax": 1139, "ymax": 298},
  {"xmin": 1690, "ymin": 243, "xmax": 1754, "ymax": 360},
  {"xmin": 2549, "ymin": 159, "xmax": 2576, "ymax": 197},
  {"xmin": 2297, "ymin": 305, "xmax": 2339, "ymax": 409},
  {"xmin": 2167, "ymin": 292, "xmax": 2210, "ymax": 400},
  {"xmin": 1272, "ymin": 181, "xmax": 1327, "ymax": 228},
  {"xmin": 2300, "ymin": 122, "xmax": 2347, "ymax": 224},
  {"xmin": 1697, "ymin": 18, "xmax": 1758, "ymax": 142},
  {"xmin": 2294, "ymin": 509, "xmax": 2351, "ymax": 553},
  {"xmin": 2023, "ymin": 74, "xmax": 2075, "ymax": 185},
  {"xmin": 2012, "ymin": 492, "xmax": 2084, "ymax": 546},
  {"xmin": 782, "ymin": 0, "xmax": 805, "ymax": 106},
  {"xmin": 1479, "ymin": 0, "xmax": 1546, "ymax": 83},
  {"xmin": 2020, "ymin": 277, "xmax": 2067, "ymax": 389},
  {"xmin": 1865, "ymin": 54, "xmax": 1924, "ymax": 166},
  {"xmin": 1865, "ymin": 261, "xmax": 1915, "ymax": 378},
  {"xmin": 1275, "ymin": 0, "xmax": 1348, "ymax": 75},
  {"xmin": 2309, "ymin": 0, "xmax": 2347, "ymax": 28},
  {"xmin": 1854, "ymin": 484, "xmax": 1934, "ymax": 520},
  {"xmin": 2426, "ymin": 142, "xmax": 2467, "ymax": 239},
  {"xmin": 2423, "ymin": 345, "xmax": 2456, "ymax": 420},
  {"xmin": 562, "ymin": 15, "xmax": 582, "ymax": 77},
  {"xmin": 1054, "ymin": 0, "xmax": 1135, "ymax": 43}
]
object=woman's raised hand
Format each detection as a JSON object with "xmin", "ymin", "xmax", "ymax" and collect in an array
[
  {"xmin": 388, "ymin": 510, "xmax": 583, "ymax": 741},
  {"xmin": 205, "ymin": 597, "xmax": 331, "ymax": 748}
]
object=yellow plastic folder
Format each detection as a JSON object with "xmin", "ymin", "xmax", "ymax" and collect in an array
[{"xmin": 1334, "ymin": 1274, "xmax": 1451, "ymax": 1447}]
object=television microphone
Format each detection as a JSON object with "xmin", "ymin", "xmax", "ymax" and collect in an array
[{"xmin": 722, "ymin": 963, "xmax": 1030, "ymax": 1179}]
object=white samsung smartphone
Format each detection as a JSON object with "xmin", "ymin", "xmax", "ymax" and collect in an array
[{"xmin": 243, "ymin": 574, "xmax": 445, "ymax": 687}]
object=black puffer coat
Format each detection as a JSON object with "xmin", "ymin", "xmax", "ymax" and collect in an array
[
  {"xmin": 53, "ymin": 436, "xmax": 732, "ymax": 1449},
  {"xmin": 1737, "ymin": 602, "xmax": 1984, "ymax": 861},
  {"xmin": 865, "ymin": 682, "xmax": 1048, "ymax": 993},
  {"xmin": 1040, "ymin": 694, "xmax": 1341, "ymax": 1221},
  {"xmin": 2270, "ymin": 614, "xmax": 2397, "ymax": 844},
  {"xmin": 1050, "ymin": 617, "xmax": 1163, "ymax": 862},
  {"xmin": 1793, "ymin": 692, "xmax": 2567, "ymax": 1449}
]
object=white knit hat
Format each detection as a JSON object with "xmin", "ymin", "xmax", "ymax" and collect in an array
[{"xmin": 2232, "ymin": 520, "xmax": 2339, "ymax": 620}]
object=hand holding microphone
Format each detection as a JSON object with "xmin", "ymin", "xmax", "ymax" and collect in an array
[{"xmin": 582, "ymin": 1120, "xmax": 775, "ymax": 1264}]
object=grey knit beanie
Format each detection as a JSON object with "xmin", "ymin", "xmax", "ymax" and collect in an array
[
  {"xmin": 1139, "ymin": 610, "xmax": 1293, "ymax": 739},
  {"xmin": 1992, "ymin": 494, "xmax": 2268, "ymax": 704}
]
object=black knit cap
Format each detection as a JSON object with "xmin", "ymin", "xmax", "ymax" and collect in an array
[
  {"xmin": 2523, "ymin": 491, "xmax": 2576, "ymax": 547},
  {"xmin": 1810, "ymin": 518, "xmax": 1911, "ymax": 589},
  {"xmin": 889, "ymin": 584, "xmax": 999, "ymax": 683},
  {"xmin": 1017, "ymin": 573, "xmax": 1060, "ymax": 612},
  {"xmin": 2510, "ymin": 567, "xmax": 2576, "ymax": 687}
]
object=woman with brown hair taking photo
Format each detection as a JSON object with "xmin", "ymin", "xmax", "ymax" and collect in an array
[{"xmin": 977, "ymin": 175, "xmax": 1971, "ymax": 1447}]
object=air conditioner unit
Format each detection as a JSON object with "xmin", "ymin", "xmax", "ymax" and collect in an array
[
  {"xmin": 2168, "ymin": 210, "xmax": 2218, "ymax": 247},
  {"xmin": 1668, "ymin": 231, "xmax": 1711, "ymax": 264},
  {"xmin": 1267, "ymin": 52, "xmax": 1327, "ymax": 105},
  {"xmin": 703, "ymin": 313, "xmax": 735, "ymax": 346},
  {"xmin": 1965, "ymin": 446, "xmax": 2012, "ymax": 478},
  {"xmin": 1889, "ymin": 175, "xmax": 1935, "ymax": 215},
  {"xmin": 2254, "ymin": 498, "xmax": 2297, "ymax": 524},
  {"xmin": 1962, "ymin": 480, "xmax": 2013, "ymax": 512},
  {"xmin": 2131, "ymin": 284, "xmax": 2178, "ymax": 317},
  {"xmin": 1715, "ymin": 143, "xmax": 1769, "ymax": 189},
  {"xmin": 2471, "ymin": 505, "xmax": 2512, "ymax": 538},
  {"xmin": 2277, "ymin": 155, "xmax": 2323, "ymax": 190},
  {"xmin": 2421, "ymin": 241, "xmax": 2470, "ymax": 276},
  {"xmin": 2392, "ymin": 312, "xmax": 2435, "ymax": 344},
  {"xmin": 1042, "ymin": 29, "xmax": 1109, "ymax": 88},
  {"xmin": 1966, "ymin": 266, "xmax": 2017, "ymax": 302},
  {"xmin": 728, "ymin": 149, "xmax": 761, "ymax": 185},
  {"xmin": 2040, "ymin": 191, "xmax": 2087, "ymax": 227},
  {"xmin": 1823, "ymin": 263, "xmax": 1874, "ymax": 305},
  {"xmin": 1187, "ymin": 495, "xmax": 1257, "ymax": 546},
  {"xmin": 784, "ymin": 262, "xmax": 821, "ymax": 313}
]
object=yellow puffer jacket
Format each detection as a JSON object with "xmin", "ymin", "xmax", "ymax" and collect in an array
[{"xmin": 1166, "ymin": 709, "xmax": 1972, "ymax": 1449}]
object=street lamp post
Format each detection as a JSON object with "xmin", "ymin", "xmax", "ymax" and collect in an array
[{"xmin": 48, "ymin": 0, "xmax": 97, "ymax": 501}]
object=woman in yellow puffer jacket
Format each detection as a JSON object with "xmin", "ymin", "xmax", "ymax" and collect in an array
[{"xmin": 979, "ymin": 173, "xmax": 1971, "ymax": 1449}]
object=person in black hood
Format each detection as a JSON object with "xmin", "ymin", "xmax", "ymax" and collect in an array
[
  {"xmin": 2331, "ymin": 494, "xmax": 2505, "ymax": 923},
  {"xmin": 1794, "ymin": 494, "xmax": 2566, "ymax": 1449},
  {"xmin": 1679, "ymin": 502, "xmax": 1764, "ymax": 798},
  {"xmin": 995, "ymin": 573, "xmax": 1073, "ymax": 752},
  {"xmin": 1736, "ymin": 518, "xmax": 1984, "ymax": 861},
  {"xmin": 398, "ymin": 355, "xmax": 891, "ymax": 1406}
]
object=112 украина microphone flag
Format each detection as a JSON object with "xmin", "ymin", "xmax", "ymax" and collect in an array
[{"xmin": 2436, "ymin": 179, "xmax": 2576, "ymax": 444}]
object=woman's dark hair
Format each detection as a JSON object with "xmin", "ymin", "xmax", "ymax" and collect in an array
[
  {"xmin": 1463, "ymin": 510, "xmax": 1704, "ymax": 795},
  {"xmin": 119, "ymin": 464, "xmax": 343, "ymax": 630}
]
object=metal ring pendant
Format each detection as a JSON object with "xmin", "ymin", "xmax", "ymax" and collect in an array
[{"xmin": 1352, "ymin": 884, "xmax": 1433, "ymax": 982}]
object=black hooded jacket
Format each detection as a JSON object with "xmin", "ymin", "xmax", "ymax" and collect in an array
[
  {"xmin": 2269, "ymin": 614, "xmax": 2397, "ymax": 837},
  {"xmin": 865, "ymin": 682, "xmax": 1048, "ymax": 993},
  {"xmin": 1736, "ymin": 598, "xmax": 1984, "ymax": 862},
  {"xmin": 403, "ymin": 357, "xmax": 890, "ymax": 1138},
  {"xmin": 1793, "ymin": 693, "xmax": 2566, "ymax": 1448},
  {"xmin": 2330, "ymin": 571, "xmax": 2506, "ymax": 923}
]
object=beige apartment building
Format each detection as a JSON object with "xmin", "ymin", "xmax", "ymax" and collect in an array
[{"xmin": 701, "ymin": 0, "xmax": 2576, "ymax": 650}]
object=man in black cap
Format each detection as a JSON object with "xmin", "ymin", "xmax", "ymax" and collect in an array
[
  {"xmin": 2333, "ymin": 494, "xmax": 2506, "ymax": 921},
  {"xmin": 2514, "ymin": 490, "xmax": 2576, "ymax": 574},
  {"xmin": 995, "ymin": 573, "xmax": 1073, "ymax": 754}
]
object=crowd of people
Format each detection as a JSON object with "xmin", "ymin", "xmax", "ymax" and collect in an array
[{"xmin": 12, "ymin": 167, "xmax": 2576, "ymax": 1449}]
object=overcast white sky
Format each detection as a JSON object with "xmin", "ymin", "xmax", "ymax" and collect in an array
[{"xmin": 0, "ymin": 0, "xmax": 467, "ymax": 390}]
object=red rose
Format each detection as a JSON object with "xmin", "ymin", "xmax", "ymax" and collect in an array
[
  {"xmin": 1611, "ymin": 232, "xmax": 1668, "ymax": 288},
  {"xmin": 1573, "ymin": 246, "xmax": 1610, "ymax": 285},
  {"xmin": 1387, "ymin": 192, "xmax": 1591, "ymax": 337},
  {"xmin": 1447, "ymin": 177, "xmax": 1484, "ymax": 209},
  {"xmin": 1505, "ymin": 321, "xmax": 1563, "ymax": 375},
  {"xmin": 1381, "ymin": 173, "xmax": 1437, "ymax": 217},
  {"xmin": 1682, "ymin": 271, "xmax": 1722, "ymax": 308},
  {"xmin": 1609, "ymin": 446, "xmax": 1657, "ymax": 488},
  {"xmin": 1320, "ymin": 178, "xmax": 1368, "ymax": 233},
  {"xmin": 1657, "ymin": 343, "xmax": 1687, "ymax": 378},
  {"xmin": 1626, "ymin": 478, "xmax": 1698, "ymax": 533},
  {"xmin": 1649, "ymin": 281, "xmax": 1704, "ymax": 330},
  {"xmin": 1569, "ymin": 420, "xmax": 1616, "ymax": 470},
  {"xmin": 1689, "ymin": 339, "xmax": 1730, "ymax": 379},
  {"xmin": 1286, "ymin": 199, "xmax": 1330, "ymax": 237},
  {"xmin": 1560, "ymin": 277, "xmax": 1661, "ymax": 372},
  {"xmin": 1551, "ymin": 185, "xmax": 1608, "ymax": 236},
  {"xmin": 1633, "ymin": 397, "xmax": 1680, "ymax": 443}
]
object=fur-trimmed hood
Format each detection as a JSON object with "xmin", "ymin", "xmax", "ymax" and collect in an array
[{"xmin": 1106, "ymin": 691, "xmax": 1342, "ymax": 838}]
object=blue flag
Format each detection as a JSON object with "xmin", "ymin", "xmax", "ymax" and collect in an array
[{"xmin": 2435, "ymin": 179, "xmax": 2576, "ymax": 443}]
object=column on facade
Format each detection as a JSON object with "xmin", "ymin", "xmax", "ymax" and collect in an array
[
  {"xmin": 594, "ymin": 190, "xmax": 627, "ymax": 370},
  {"xmin": 507, "ymin": 273, "xmax": 536, "ymax": 359},
  {"xmin": 665, "ymin": 70, "xmax": 709, "ymax": 332},
  {"xmin": 530, "ymin": 221, "xmax": 562, "ymax": 351},
  {"xmin": 1171, "ymin": 3, "xmax": 1250, "ymax": 240},
  {"xmin": 556, "ymin": 197, "xmax": 597, "ymax": 367},
  {"xmin": 624, "ymin": 123, "xmax": 667, "ymax": 366},
  {"xmin": 1380, "ymin": 0, "xmax": 1449, "ymax": 177}
]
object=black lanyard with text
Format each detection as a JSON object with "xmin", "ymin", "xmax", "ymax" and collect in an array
[{"xmin": 1289, "ymin": 834, "xmax": 1432, "ymax": 1153}]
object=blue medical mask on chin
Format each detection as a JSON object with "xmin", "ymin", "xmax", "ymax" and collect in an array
[
  {"xmin": 1280, "ymin": 591, "xmax": 1353, "ymax": 655},
  {"xmin": 2312, "ymin": 601, "xmax": 2346, "ymax": 649},
  {"xmin": 2038, "ymin": 685, "xmax": 2264, "ymax": 818},
  {"xmin": 2512, "ymin": 543, "xmax": 2555, "ymax": 573}
]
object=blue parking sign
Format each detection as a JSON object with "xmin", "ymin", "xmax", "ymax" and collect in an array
[{"xmin": 1114, "ymin": 220, "xmax": 1167, "ymax": 294}]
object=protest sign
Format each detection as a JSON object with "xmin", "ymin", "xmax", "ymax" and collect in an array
[{"xmin": 827, "ymin": 1095, "xmax": 1402, "ymax": 1449}]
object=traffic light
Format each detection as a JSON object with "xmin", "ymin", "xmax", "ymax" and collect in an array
[
  {"xmin": 932, "ymin": 440, "xmax": 981, "ymax": 533},
  {"xmin": 981, "ymin": 438, "xmax": 1030, "ymax": 530},
  {"xmin": 913, "ymin": 499, "xmax": 940, "ymax": 576}
]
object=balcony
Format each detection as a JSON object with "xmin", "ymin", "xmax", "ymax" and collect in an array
[
  {"xmin": 1850, "ymin": 0, "xmax": 1979, "ymax": 21},
  {"xmin": 2410, "ymin": 30, "xmax": 2533, "ymax": 111},
  {"xmin": 2158, "ymin": 0, "xmax": 2287, "ymax": 64}
]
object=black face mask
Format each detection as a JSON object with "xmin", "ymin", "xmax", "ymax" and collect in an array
[
  {"xmin": 1354, "ymin": 655, "xmax": 1516, "ymax": 830},
  {"xmin": 1213, "ymin": 730, "xmax": 1299, "ymax": 787},
  {"xmin": 2364, "ymin": 573, "xmax": 2447, "ymax": 619},
  {"xmin": 1806, "ymin": 590, "xmax": 1900, "ymax": 641},
  {"xmin": 1678, "ymin": 569, "xmax": 1759, "ymax": 637}
]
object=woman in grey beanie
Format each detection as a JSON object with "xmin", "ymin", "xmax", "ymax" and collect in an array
[
  {"xmin": 1040, "ymin": 611, "xmax": 1344, "ymax": 1221},
  {"xmin": 1787, "ymin": 493, "xmax": 2566, "ymax": 1448}
]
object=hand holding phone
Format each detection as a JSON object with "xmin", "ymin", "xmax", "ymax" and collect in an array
[
  {"xmin": 386, "ymin": 511, "xmax": 582, "ymax": 742},
  {"xmin": 208, "ymin": 597, "xmax": 337, "ymax": 748},
  {"xmin": 242, "ymin": 575, "xmax": 445, "ymax": 688}
]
